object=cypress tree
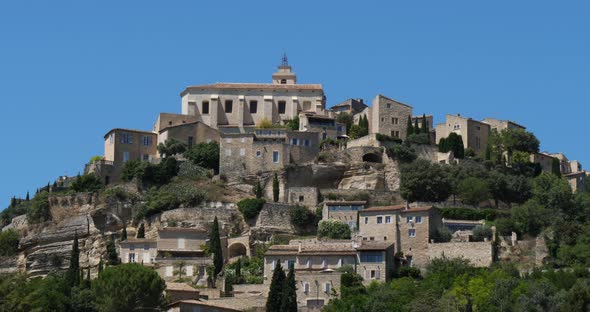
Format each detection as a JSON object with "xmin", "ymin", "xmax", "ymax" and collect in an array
[
  {"xmin": 106, "ymin": 234, "xmax": 118, "ymax": 265},
  {"xmin": 121, "ymin": 225, "xmax": 127, "ymax": 241},
  {"xmin": 414, "ymin": 118, "xmax": 420, "ymax": 134},
  {"xmin": 209, "ymin": 216, "xmax": 224, "ymax": 277},
  {"xmin": 484, "ymin": 144, "xmax": 492, "ymax": 161},
  {"xmin": 266, "ymin": 262, "xmax": 286, "ymax": 312},
  {"xmin": 25, "ymin": 191, "xmax": 30, "ymax": 201},
  {"xmin": 67, "ymin": 231, "xmax": 80, "ymax": 288},
  {"xmin": 10, "ymin": 197, "xmax": 16, "ymax": 209},
  {"xmin": 406, "ymin": 116, "xmax": 414, "ymax": 136},
  {"xmin": 255, "ymin": 180, "xmax": 263, "ymax": 199},
  {"xmin": 552, "ymin": 158, "xmax": 561, "ymax": 176},
  {"xmin": 136, "ymin": 223, "xmax": 145, "ymax": 239},
  {"xmin": 98, "ymin": 258, "xmax": 104, "ymax": 274},
  {"xmin": 280, "ymin": 267, "xmax": 297, "ymax": 312},
  {"xmin": 235, "ymin": 257, "xmax": 242, "ymax": 280},
  {"xmin": 439, "ymin": 137, "xmax": 448, "ymax": 153},
  {"xmin": 421, "ymin": 114, "xmax": 428, "ymax": 133},
  {"xmin": 361, "ymin": 115, "xmax": 369, "ymax": 135},
  {"xmin": 272, "ymin": 173, "xmax": 280, "ymax": 203}
]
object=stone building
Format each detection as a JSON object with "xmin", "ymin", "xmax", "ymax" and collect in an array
[
  {"xmin": 435, "ymin": 114, "xmax": 491, "ymax": 155},
  {"xmin": 119, "ymin": 238, "xmax": 157, "ymax": 264},
  {"xmin": 330, "ymin": 98, "xmax": 369, "ymax": 115},
  {"xmin": 321, "ymin": 201, "xmax": 367, "ymax": 229},
  {"xmin": 298, "ymin": 112, "xmax": 345, "ymax": 141},
  {"xmin": 481, "ymin": 117, "xmax": 526, "ymax": 131},
  {"xmin": 411, "ymin": 115, "xmax": 434, "ymax": 132},
  {"xmin": 530, "ymin": 152, "xmax": 557, "ymax": 173},
  {"xmin": 180, "ymin": 56, "xmax": 326, "ymax": 132},
  {"xmin": 564, "ymin": 171, "xmax": 587, "ymax": 193},
  {"xmin": 218, "ymin": 129, "xmax": 319, "ymax": 180},
  {"xmin": 358, "ymin": 205, "xmax": 441, "ymax": 269},
  {"xmin": 263, "ymin": 239, "xmax": 394, "ymax": 309},
  {"xmin": 287, "ymin": 187, "xmax": 320, "ymax": 208},
  {"xmin": 157, "ymin": 121, "xmax": 220, "ymax": 149},
  {"xmin": 370, "ymin": 94, "xmax": 413, "ymax": 139}
]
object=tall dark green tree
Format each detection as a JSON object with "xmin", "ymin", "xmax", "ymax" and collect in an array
[
  {"xmin": 407, "ymin": 115, "xmax": 414, "ymax": 136},
  {"xmin": 209, "ymin": 216, "xmax": 224, "ymax": 277},
  {"xmin": 9, "ymin": 197, "xmax": 16, "ymax": 209},
  {"xmin": 67, "ymin": 231, "xmax": 80, "ymax": 289},
  {"xmin": 273, "ymin": 173, "xmax": 280, "ymax": 202},
  {"xmin": 255, "ymin": 180, "xmax": 263, "ymax": 199},
  {"xmin": 106, "ymin": 235, "xmax": 118, "ymax": 265},
  {"xmin": 25, "ymin": 191, "xmax": 29, "ymax": 201},
  {"xmin": 421, "ymin": 113, "xmax": 428, "ymax": 133},
  {"xmin": 266, "ymin": 262, "xmax": 286, "ymax": 312},
  {"xmin": 552, "ymin": 158, "xmax": 562, "ymax": 176},
  {"xmin": 121, "ymin": 225, "xmax": 127, "ymax": 241},
  {"xmin": 280, "ymin": 267, "xmax": 297, "ymax": 312},
  {"xmin": 414, "ymin": 118, "xmax": 420, "ymax": 134},
  {"xmin": 446, "ymin": 133, "xmax": 465, "ymax": 159},
  {"xmin": 136, "ymin": 223, "xmax": 145, "ymax": 239},
  {"xmin": 98, "ymin": 258, "xmax": 104, "ymax": 274}
]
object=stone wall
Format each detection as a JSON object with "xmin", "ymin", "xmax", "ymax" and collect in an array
[
  {"xmin": 428, "ymin": 241, "xmax": 494, "ymax": 267},
  {"xmin": 319, "ymin": 189, "xmax": 402, "ymax": 207},
  {"xmin": 255, "ymin": 203, "xmax": 295, "ymax": 233},
  {"xmin": 287, "ymin": 187, "xmax": 319, "ymax": 208}
]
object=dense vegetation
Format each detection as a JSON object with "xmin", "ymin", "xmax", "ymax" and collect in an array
[
  {"xmin": 324, "ymin": 257, "xmax": 590, "ymax": 312},
  {"xmin": 318, "ymin": 220, "xmax": 352, "ymax": 239}
]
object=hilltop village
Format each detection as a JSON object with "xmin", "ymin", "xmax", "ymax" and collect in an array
[{"xmin": 1, "ymin": 57, "xmax": 589, "ymax": 311}]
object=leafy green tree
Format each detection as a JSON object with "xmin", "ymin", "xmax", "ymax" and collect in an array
[
  {"xmin": 272, "ymin": 173, "xmax": 280, "ymax": 202},
  {"xmin": 407, "ymin": 115, "xmax": 414, "ymax": 136},
  {"xmin": 71, "ymin": 173, "xmax": 103, "ymax": 192},
  {"xmin": 349, "ymin": 124, "xmax": 364, "ymax": 139},
  {"xmin": 552, "ymin": 157, "xmax": 562, "ymax": 176},
  {"xmin": 237, "ymin": 198, "xmax": 266, "ymax": 219},
  {"xmin": 27, "ymin": 191, "xmax": 50, "ymax": 223},
  {"xmin": 136, "ymin": 223, "xmax": 145, "ymax": 239},
  {"xmin": 446, "ymin": 132, "xmax": 465, "ymax": 159},
  {"xmin": 336, "ymin": 113, "xmax": 353, "ymax": 134},
  {"xmin": 472, "ymin": 225, "xmax": 493, "ymax": 242},
  {"xmin": 406, "ymin": 133, "xmax": 430, "ymax": 145},
  {"xmin": 184, "ymin": 141, "xmax": 220, "ymax": 173},
  {"xmin": 92, "ymin": 264, "xmax": 166, "ymax": 312},
  {"xmin": 209, "ymin": 216, "xmax": 224, "ymax": 277},
  {"xmin": 290, "ymin": 205, "xmax": 318, "ymax": 230},
  {"xmin": 512, "ymin": 200, "xmax": 552, "ymax": 236},
  {"xmin": 0, "ymin": 229, "xmax": 19, "ymax": 256},
  {"xmin": 266, "ymin": 262, "xmax": 286, "ymax": 312},
  {"xmin": 157, "ymin": 138, "xmax": 187, "ymax": 158},
  {"xmin": 173, "ymin": 261, "xmax": 186, "ymax": 281},
  {"xmin": 532, "ymin": 172, "xmax": 573, "ymax": 214},
  {"xmin": 400, "ymin": 160, "xmax": 452, "ymax": 203},
  {"xmin": 71, "ymin": 285, "xmax": 97, "ymax": 312},
  {"xmin": 458, "ymin": 177, "xmax": 490, "ymax": 207},
  {"xmin": 67, "ymin": 231, "xmax": 81, "ymax": 290},
  {"xmin": 387, "ymin": 143, "xmax": 417, "ymax": 163},
  {"xmin": 280, "ymin": 267, "xmax": 297, "ymax": 312},
  {"xmin": 285, "ymin": 116, "xmax": 300, "ymax": 131},
  {"xmin": 254, "ymin": 180, "xmax": 263, "ymax": 199},
  {"xmin": 318, "ymin": 220, "xmax": 351, "ymax": 239}
]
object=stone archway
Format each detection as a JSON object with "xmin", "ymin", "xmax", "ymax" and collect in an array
[
  {"xmin": 362, "ymin": 152, "xmax": 382, "ymax": 163},
  {"xmin": 228, "ymin": 242, "xmax": 248, "ymax": 258}
]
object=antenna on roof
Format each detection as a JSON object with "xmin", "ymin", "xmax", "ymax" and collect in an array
[{"xmin": 281, "ymin": 52, "xmax": 288, "ymax": 66}]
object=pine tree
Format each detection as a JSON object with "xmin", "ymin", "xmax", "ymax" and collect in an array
[
  {"xmin": 406, "ymin": 116, "xmax": 414, "ymax": 136},
  {"xmin": 67, "ymin": 231, "xmax": 80, "ymax": 289},
  {"xmin": 255, "ymin": 180, "xmax": 263, "ymax": 199},
  {"xmin": 421, "ymin": 114, "xmax": 428, "ymax": 133},
  {"xmin": 121, "ymin": 225, "xmax": 127, "ymax": 241},
  {"xmin": 98, "ymin": 258, "xmax": 104, "ymax": 274},
  {"xmin": 280, "ymin": 267, "xmax": 297, "ymax": 312},
  {"xmin": 52, "ymin": 181, "xmax": 58, "ymax": 189},
  {"xmin": 25, "ymin": 191, "xmax": 30, "ymax": 201},
  {"xmin": 266, "ymin": 262, "xmax": 286, "ymax": 312},
  {"xmin": 136, "ymin": 223, "xmax": 145, "ymax": 239},
  {"xmin": 209, "ymin": 216, "xmax": 223, "ymax": 277},
  {"xmin": 272, "ymin": 173, "xmax": 279, "ymax": 203}
]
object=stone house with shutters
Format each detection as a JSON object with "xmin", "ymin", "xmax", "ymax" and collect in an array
[
  {"xmin": 119, "ymin": 238, "xmax": 158, "ymax": 265},
  {"xmin": 358, "ymin": 205, "xmax": 441, "ymax": 269},
  {"xmin": 321, "ymin": 201, "xmax": 367, "ymax": 230},
  {"xmin": 180, "ymin": 56, "xmax": 327, "ymax": 132},
  {"xmin": 370, "ymin": 94, "xmax": 413, "ymax": 140},
  {"xmin": 218, "ymin": 129, "xmax": 319, "ymax": 181},
  {"xmin": 435, "ymin": 114, "xmax": 491, "ymax": 155},
  {"xmin": 263, "ymin": 239, "xmax": 394, "ymax": 309}
]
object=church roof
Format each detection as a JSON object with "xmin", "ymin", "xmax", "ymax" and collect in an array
[{"xmin": 180, "ymin": 83, "xmax": 323, "ymax": 96}]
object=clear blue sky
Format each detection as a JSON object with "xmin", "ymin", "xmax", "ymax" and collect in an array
[{"xmin": 1, "ymin": 1, "xmax": 588, "ymax": 207}]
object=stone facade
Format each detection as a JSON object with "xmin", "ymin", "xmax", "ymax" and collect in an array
[
  {"xmin": 358, "ymin": 205, "xmax": 441, "ymax": 269},
  {"xmin": 153, "ymin": 113, "xmax": 199, "ymax": 133},
  {"xmin": 370, "ymin": 94, "xmax": 413, "ymax": 139},
  {"xmin": 120, "ymin": 239, "xmax": 157, "ymax": 264},
  {"xmin": 299, "ymin": 113, "xmax": 345, "ymax": 141},
  {"xmin": 158, "ymin": 121, "xmax": 220, "ymax": 148},
  {"xmin": 330, "ymin": 98, "xmax": 368, "ymax": 115},
  {"xmin": 218, "ymin": 130, "xmax": 319, "ymax": 181},
  {"xmin": 180, "ymin": 61, "xmax": 326, "ymax": 130},
  {"xmin": 435, "ymin": 114, "xmax": 491, "ymax": 155},
  {"xmin": 411, "ymin": 115, "xmax": 434, "ymax": 132},
  {"xmin": 481, "ymin": 117, "xmax": 526, "ymax": 131},
  {"xmin": 287, "ymin": 187, "xmax": 319, "ymax": 208},
  {"xmin": 428, "ymin": 241, "xmax": 494, "ymax": 267},
  {"xmin": 564, "ymin": 171, "xmax": 587, "ymax": 193},
  {"xmin": 530, "ymin": 152, "xmax": 557, "ymax": 173},
  {"xmin": 322, "ymin": 201, "xmax": 366, "ymax": 230}
]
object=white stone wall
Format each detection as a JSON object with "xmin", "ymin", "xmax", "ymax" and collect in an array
[{"xmin": 428, "ymin": 241, "xmax": 493, "ymax": 267}]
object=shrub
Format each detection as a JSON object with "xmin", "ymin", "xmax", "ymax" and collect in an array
[
  {"xmin": 472, "ymin": 225, "xmax": 493, "ymax": 242},
  {"xmin": 177, "ymin": 161, "xmax": 208, "ymax": 179},
  {"xmin": 494, "ymin": 217, "xmax": 517, "ymax": 236},
  {"xmin": 376, "ymin": 133, "xmax": 403, "ymax": 144},
  {"xmin": 140, "ymin": 182, "xmax": 206, "ymax": 219},
  {"xmin": 395, "ymin": 266, "xmax": 421, "ymax": 279},
  {"xmin": 157, "ymin": 138, "xmax": 187, "ymax": 158},
  {"xmin": 433, "ymin": 227, "xmax": 453, "ymax": 243},
  {"xmin": 320, "ymin": 138, "xmax": 339, "ymax": 149},
  {"xmin": 89, "ymin": 155, "xmax": 104, "ymax": 163},
  {"xmin": 0, "ymin": 229, "xmax": 19, "ymax": 256},
  {"xmin": 387, "ymin": 144, "xmax": 417, "ymax": 163},
  {"xmin": 457, "ymin": 177, "xmax": 490, "ymax": 207},
  {"xmin": 184, "ymin": 142, "xmax": 220, "ymax": 173},
  {"xmin": 257, "ymin": 118, "xmax": 274, "ymax": 129},
  {"xmin": 290, "ymin": 206, "xmax": 317, "ymax": 229},
  {"xmin": 102, "ymin": 187, "xmax": 136, "ymax": 202},
  {"xmin": 27, "ymin": 191, "xmax": 50, "ymax": 223},
  {"xmin": 284, "ymin": 117, "xmax": 300, "ymax": 131},
  {"xmin": 405, "ymin": 133, "xmax": 430, "ymax": 145},
  {"xmin": 318, "ymin": 220, "xmax": 351, "ymax": 239},
  {"xmin": 71, "ymin": 174, "xmax": 103, "ymax": 193},
  {"xmin": 121, "ymin": 158, "xmax": 179, "ymax": 186},
  {"xmin": 237, "ymin": 198, "xmax": 266, "ymax": 219}
]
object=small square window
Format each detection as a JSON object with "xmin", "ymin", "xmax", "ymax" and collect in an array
[
  {"xmin": 364, "ymin": 217, "xmax": 368, "ymax": 224},
  {"xmin": 272, "ymin": 151, "xmax": 279, "ymax": 163},
  {"xmin": 225, "ymin": 100, "xmax": 233, "ymax": 113},
  {"xmin": 299, "ymin": 196, "xmax": 304, "ymax": 202},
  {"xmin": 376, "ymin": 216, "xmax": 383, "ymax": 224},
  {"xmin": 385, "ymin": 216, "xmax": 391, "ymax": 224},
  {"xmin": 256, "ymin": 150, "xmax": 262, "ymax": 157},
  {"xmin": 416, "ymin": 216, "xmax": 422, "ymax": 224},
  {"xmin": 239, "ymin": 148, "xmax": 245, "ymax": 156},
  {"xmin": 408, "ymin": 229, "xmax": 416, "ymax": 237},
  {"xmin": 386, "ymin": 103, "xmax": 391, "ymax": 109},
  {"xmin": 384, "ymin": 236, "xmax": 388, "ymax": 240},
  {"xmin": 371, "ymin": 270, "xmax": 376, "ymax": 278},
  {"xmin": 406, "ymin": 216, "xmax": 413, "ymax": 223}
]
